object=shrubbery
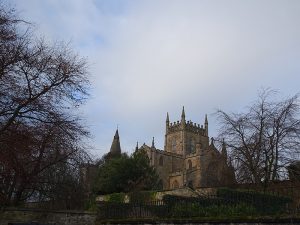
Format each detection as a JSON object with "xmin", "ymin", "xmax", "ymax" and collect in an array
[
  {"xmin": 171, "ymin": 202, "xmax": 256, "ymax": 218},
  {"xmin": 128, "ymin": 191, "xmax": 157, "ymax": 203},
  {"xmin": 107, "ymin": 193, "xmax": 126, "ymax": 203},
  {"xmin": 93, "ymin": 150, "xmax": 159, "ymax": 195},
  {"xmin": 98, "ymin": 188, "xmax": 292, "ymax": 219},
  {"xmin": 161, "ymin": 188, "xmax": 291, "ymax": 218},
  {"xmin": 217, "ymin": 188, "xmax": 291, "ymax": 215}
]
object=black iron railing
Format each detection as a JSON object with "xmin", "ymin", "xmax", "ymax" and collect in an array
[{"xmin": 97, "ymin": 191, "xmax": 297, "ymax": 219}]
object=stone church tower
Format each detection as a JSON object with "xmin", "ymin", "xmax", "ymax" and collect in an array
[
  {"xmin": 164, "ymin": 106, "xmax": 209, "ymax": 156},
  {"xmin": 139, "ymin": 107, "xmax": 235, "ymax": 190}
]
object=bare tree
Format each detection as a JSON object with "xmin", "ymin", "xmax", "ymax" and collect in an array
[
  {"xmin": 216, "ymin": 89, "xmax": 300, "ymax": 187},
  {"xmin": 0, "ymin": 5, "xmax": 91, "ymax": 206}
]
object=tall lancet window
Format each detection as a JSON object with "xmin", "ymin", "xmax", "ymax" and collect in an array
[
  {"xmin": 191, "ymin": 139, "xmax": 195, "ymax": 153},
  {"xmin": 171, "ymin": 137, "xmax": 176, "ymax": 152},
  {"xmin": 159, "ymin": 156, "xmax": 164, "ymax": 166},
  {"xmin": 187, "ymin": 138, "xmax": 195, "ymax": 154}
]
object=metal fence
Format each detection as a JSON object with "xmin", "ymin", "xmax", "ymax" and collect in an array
[
  {"xmin": 98, "ymin": 200, "xmax": 166, "ymax": 219},
  {"xmin": 97, "ymin": 192, "xmax": 299, "ymax": 220}
]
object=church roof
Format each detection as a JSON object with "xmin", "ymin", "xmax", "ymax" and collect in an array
[{"xmin": 209, "ymin": 137, "xmax": 220, "ymax": 155}]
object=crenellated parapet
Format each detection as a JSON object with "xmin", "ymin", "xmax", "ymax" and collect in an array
[
  {"xmin": 185, "ymin": 120, "xmax": 206, "ymax": 135},
  {"xmin": 165, "ymin": 107, "xmax": 208, "ymax": 137},
  {"xmin": 167, "ymin": 120, "xmax": 206, "ymax": 135},
  {"xmin": 167, "ymin": 120, "xmax": 182, "ymax": 133}
]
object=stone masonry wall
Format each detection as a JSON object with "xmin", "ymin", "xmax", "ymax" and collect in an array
[
  {"xmin": 0, "ymin": 208, "xmax": 96, "ymax": 225},
  {"xmin": 97, "ymin": 222, "xmax": 300, "ymax": 225},
  {"xmin": 2, "ymin": 209, "xmax": 300, "ymax": 225}
]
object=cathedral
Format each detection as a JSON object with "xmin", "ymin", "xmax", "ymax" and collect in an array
[{"xmin": 107, "ymin": 107, "xmax": 235, "ymax": 190}]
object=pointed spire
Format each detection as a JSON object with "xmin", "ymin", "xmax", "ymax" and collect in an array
[
  {"xmin": 114, "ymin": 128, "xmax": 119, "ymax": 139},
  {"xmin": 166, "ymin": 112, "xmax": 170, "ymax": 133},
  {"xmin": 165, "ymin": 112, "xmax": 169, "ymax": 148},
  {"xmin": 205, "ymin": 114, "xmax": 208, "ymax": 136},
  {"xmin": 151, "ymin": 137, "xmax": 155, "ymax": 149},
  {"xmin": 109, "ymin": 129, "xmax": 121, "ymax": 156},
  {"xmin": 181, "ymin": 106, "xmax": 186, "ymax": 127},
  {"xmin": 135, "ymin": 141, "xmax": 139, "ymax": 151},
  {"xmin": 211, "ymin": 137, "xmax": 214, "ymax": 146},
  {"xmin": 181, "ymin": 106, "xmax": 185, "ymax": 120}
]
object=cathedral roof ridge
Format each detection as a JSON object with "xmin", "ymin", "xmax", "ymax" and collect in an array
[{"xmin": 152, "ymin": 148, "xmax": 164, "ymax": 153}]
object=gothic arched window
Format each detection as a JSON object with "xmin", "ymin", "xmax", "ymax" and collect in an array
[
  {"xmin": 188, "ymin": 180, "xmax": 193, "ymax": 189},
  {"xmin": 171, "ymin": 137, "xmax": 176, "ymax": 152},
  {"xmin": 159, "ymin": 156, "xmax": 163, "ymax": 166},
  {"xmin": 172, "ymin": 180, "xmax": 179, "ymax": 189},
  {"xmin": 187, "ymin": 138, "xmax": 195, "ymax": 154},
  {"xmin": 187, "ymin": 160, "xmax": 192, "ymax": 170},
  {"xmin": 191, "ymin": 139, "xmax": 195, "ymax": 153},
  {"xmin": 158, "ymin": 180, "xmax": 163, "ymax": 190}
]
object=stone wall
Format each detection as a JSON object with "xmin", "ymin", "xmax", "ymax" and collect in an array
[
  {"xmin": 155, "ymin": 187, "xmax": 199, "ymax": 200},
  {"xmin": 2, "ymin": 209, "xmax": 299, "ymax": 225},
  {"xmin": 96, "ymin": 187, "xmax": 199, "ymax": 203},
  {"xmin": 97, "ymin": 222, "xmax": 300, "ymax": 225},
  {"xmin": 0, "ymin": 208, "xmax": 96, "ymax": 225}
]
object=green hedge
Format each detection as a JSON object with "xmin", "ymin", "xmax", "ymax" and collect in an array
[
  {"xmin": 107, "ymin": 193, "xmax": 126, "ymax": 203},
  {"xmin": 162, "ymin": 188, "xmax": 292, "ymax": 217},
  {"xmin": 162, "ymin": 194, "xmax": 221, "ymax": 207},
  {"xmin": 217, "ymin": 188, "xmax": 292, "ymax": 215},
  {"xmin": 170, "ymin": 202, "xmax": 256, "ymax": 218},
  {"xmin": 128, "ymin": 191, "xmax": 156, "ymax": 203},
  {"xmin": 98, "ymin": 188, "xmax": 292, "ymax": 219}
]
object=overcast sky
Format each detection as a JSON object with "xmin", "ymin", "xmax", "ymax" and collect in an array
[{"xmin": 10, "ymin": 0, "xmax": 300, "ymax": 158}]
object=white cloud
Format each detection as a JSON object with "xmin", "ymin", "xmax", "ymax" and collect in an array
[{"xmin": 11, "ymin": 0, "xmax": 300, "ymax": 157}]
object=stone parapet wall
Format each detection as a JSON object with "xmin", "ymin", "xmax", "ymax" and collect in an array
[
  {"xmin": 0, "ymin": 208, "xmax": 96, "ymax": 225},
  {"xmin": 99, "ymin": 223, "xmax": 299, "ymax": 225},
  {"xmin": 96, "ymin": 218, "xmax": 300, "ymax": 225},
  {"xmin": 96, "ymin": 187, "xmax": 199, "ymax": 202},
  {"xmin": 2, "ymin": 209, "xmax": 299, "ymax": 225},
  {"xmin": 195, "ymin": 187, "xmax": 217, "ymax": 196}
]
